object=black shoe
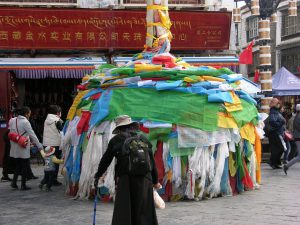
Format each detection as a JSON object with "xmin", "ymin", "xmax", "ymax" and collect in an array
[
  {"xmin": 45, "ymin": 187, "xmax": 52, "ymax": 192},
  {"xmin": 10, "ymin": 183, "xmax": 18, "ymax": 189},
  {"xmin": 38, "ymin": 184, "xmax": 44, "ymax": 190},
  {"xmin": 283, "ymin": 165, "xmax": 288, "ymax": 175},
  {"xmin": 274, "ymin": 165, "xmax": 283, "ymax": 169},
  {"xmin": 1, "ymin": 176, "xmax": 12, "ymax": 182},
  {"xmin": 52, "ymin": 180, "xmax": 62, "ymax": 186},
  {"xmin": 268, "ymin": 162, "xmax": 277, "ymax": 169},
  {"xmin": 27, "ymin": 175, "xmax": 38, "ymax": 181},
  {"xmin": 20, "ymin": 185, "xmax": 31, "ymax": 191}
]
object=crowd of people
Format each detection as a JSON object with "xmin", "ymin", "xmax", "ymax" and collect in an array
[
  {"xmin": 1, "ymin": 98, "xmax": 300, "ymax": 225},
  {"xmin": 1, "ymin": 105, "xmax": 64, "ymax": 190},
  {"xmin": 265, "ymin": 98, "xmax": 300, "ymax": 174},
  {"xmin": 1, "ymin": 109, "xmax": 161, "ymax": 224}
]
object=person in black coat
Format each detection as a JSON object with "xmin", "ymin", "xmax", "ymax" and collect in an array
[
  {"xmin": 268, "ymin": 98, "xmax": 286, "ymax": 169},
  {"xmin": 94, "ymin": 115, "xmax": 160, "ymax": 225}
]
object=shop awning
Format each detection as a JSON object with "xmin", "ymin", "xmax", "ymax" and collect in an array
[{"xmin": 0, "ymin": 57, "xmax": 107, "ymax": 79}]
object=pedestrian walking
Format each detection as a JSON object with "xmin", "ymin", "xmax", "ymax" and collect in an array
[
  {"xmin": 94, "ymin": 115, "xmax": 160, "ymax": 225},
  {"xmin": 43, "ymin": 105, "xmax": 64, "ymax": 186},
  {"xmin": 1, "ymin": 130, "xmax": 13, "ymax": 181},
  {"xmin": 9, "ymin": 106, "xmax": 43, "ymax": 190},
  {"xmin": 267, "ymin": 98, "xmax": 286, "ymax": 169},
  {"xmin": 284, "ymin": 104, "xmax": 300, "ymax": 174},
  {"xmin": 39, "ymin": 146, "xmax": 64, "ymax": 191}
]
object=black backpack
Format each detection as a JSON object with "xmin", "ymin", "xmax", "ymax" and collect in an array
[{"xmin": 122, "ymin": 134, "xmax": 152, "ymax": 176}]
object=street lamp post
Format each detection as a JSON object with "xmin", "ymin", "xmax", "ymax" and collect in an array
[{"xmin": 234, "ymin": 0, "xmax": 283, "ymax": 112}]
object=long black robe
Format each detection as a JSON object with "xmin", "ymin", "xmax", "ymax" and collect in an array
[{"xmin": 95, "ymin": 133, "xmax": 159, "ymax": 225}]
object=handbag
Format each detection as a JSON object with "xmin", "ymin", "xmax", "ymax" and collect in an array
[
  {"xmin": 153, "ymin": 189, "xmax": 165, "ymax": 209},
  {"xmin": 8, "ymin": 118, "xmax": 28, "ymax": 148},
  {"xmin": 284, "ymin": 130, "xmax": 293, "ymax": 141}
]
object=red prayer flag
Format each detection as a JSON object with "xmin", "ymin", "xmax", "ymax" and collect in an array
[
  {"xmin": 253, "ymin": 69, "xmax": 260, "ymax": 83},
  {"xmin": 239, "ymin": 41, "xmax": 254, "ymax": 64}
]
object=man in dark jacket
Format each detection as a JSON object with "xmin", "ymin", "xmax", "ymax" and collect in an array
[
  {"xmin": 94, "ymin": 115, "xmax": 161, "ymax": 225},
  {"xmin": 268, "ymin": 98, "xmax": 286, "ymax": 169}
]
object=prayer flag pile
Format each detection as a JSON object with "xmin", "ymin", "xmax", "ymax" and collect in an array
[{"xmin": 62, "ymin": 53, "xmax": 264, "ymax": 201}]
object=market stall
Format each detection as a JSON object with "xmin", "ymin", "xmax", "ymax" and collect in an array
[{"xmin": 272, "ymin": 66, "xmax": 300, "ymax": 118}]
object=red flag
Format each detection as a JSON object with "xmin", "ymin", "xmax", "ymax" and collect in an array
[
  {"xmin": 253, "ymin": 69, "xmax": 260, "ymax": 83},
  {"xmin": 239, "ymin": 41, "xmax": 254, "ymax": 64}
]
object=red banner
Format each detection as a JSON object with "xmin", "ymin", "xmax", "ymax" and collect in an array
[{"xmin": 0, "ymin": 8, "xmax": 231, "ymax": 51}]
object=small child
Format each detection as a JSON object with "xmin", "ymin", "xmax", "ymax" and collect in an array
[{"xmin": 39, "ymin": 146, "xmax": 64, "ymax": 191}]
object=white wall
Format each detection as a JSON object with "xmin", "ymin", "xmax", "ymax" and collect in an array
[{"xmin": 78, "ymin": 0, "xmax": 116, "ymax": 8}]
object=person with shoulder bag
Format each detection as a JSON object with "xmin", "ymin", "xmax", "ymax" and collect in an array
[
  {"xmin": 283, "ymin": 104, "xmax": 300, "ymax": 174},
  {"xmin": 43, "ymin": 105, "xmax": 64, "ymax": 186},
  {"xmin": 94, "ymin": 115, "xmax": 161, "ymax": 225},
  {"xmin": 268, "ymin": 98, "xmax": 286, "ymax": 169},
  {"xmin": 9, "ymin": 106, "xmax": 43, "ymax": 190}
]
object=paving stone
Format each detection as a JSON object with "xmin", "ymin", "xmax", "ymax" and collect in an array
[{"xmin": 0, "ymin": 163, "xmax": 299, "ymax": 225}]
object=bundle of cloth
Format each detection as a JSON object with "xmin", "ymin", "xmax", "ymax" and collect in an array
[{"xmin": 61, "ymin": 52, "xmax": 263, "ymax": 201}]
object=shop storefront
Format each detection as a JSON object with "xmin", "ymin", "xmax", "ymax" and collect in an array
[{"xmin": 0, "ymin": 58, "xmax": 106, "ymax": 165}]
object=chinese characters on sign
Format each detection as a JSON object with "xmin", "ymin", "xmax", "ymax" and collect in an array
[{"xmin": 0, "ymin": 8, "xmax": 231, "ymax": 50}]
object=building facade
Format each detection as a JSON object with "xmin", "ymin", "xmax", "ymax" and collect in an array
[{"xmin": 237, "ymin": 0, "xmax": 300, "ymax": 78}]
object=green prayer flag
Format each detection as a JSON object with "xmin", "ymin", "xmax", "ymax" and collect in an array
[
  {"xmin": 230, "ymin": 99, "xmax": 258, "ymax": 128},
  {"xmin": 107, "ymin": 88, "xmax": 220, "ymax": 131}
]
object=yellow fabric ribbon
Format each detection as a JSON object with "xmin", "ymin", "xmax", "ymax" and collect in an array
[
  {"xmin": 240, "ymin": 123, "xmax": 256, "ymax": 144},
  {"xmin": 202, "ymin": 76, "xmax": 225, "ymax": 82},
  {"xmin": 135, "ymin": 64, "xmax": 162, "ymax": 73},
  {"xmin": 218, "ymin": 112, "xmax": 238, "ymax": 128},
  {"xmin": 100, "ymin": 80, "xmax": 124, "ymax": 88},
  {"xmin": 254, "ymin": 130, "xmax": 262, "ymax": 184},
  {"xmin": 147, "ymin": 5, "xmax": 168, "ymax": 10},
  {"xmin": 225, "ymin": 91, "xmax": 243, "ymax": 112},
  {"xmin": 103, "ymin": 75, "xmax": 127, "ymax": 83},
  {"xmin": 229, "ymin": 151, "xmax": 237, "ymax": 177},
  {"xmin": 66, "ymin": 90, "xmax": 89, "ymax": 121}
]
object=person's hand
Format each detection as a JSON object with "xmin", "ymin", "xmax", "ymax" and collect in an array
[
  {"xmin": 94, "ymin": 177, "xmax": 99, "ymax": 189},
  {"xmin": 39, "ymin": 149, "xmax": 46, "ymax": 158},
  {"xmin": 154, "ymin": 183, "xmax": 162, "ymax": 190}
]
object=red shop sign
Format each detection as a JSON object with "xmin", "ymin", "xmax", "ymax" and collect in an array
[{"xmin": 0, "ymin": 8, "xmax": 231, "ymax": 51}]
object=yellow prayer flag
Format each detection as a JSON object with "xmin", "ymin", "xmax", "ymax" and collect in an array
[
  {"xmin": 240, "ymin": 123, "xmax": 256, "ymax": 144},
  {"xmin": 224, "ymin": 91, "xmax": 243, "ymax": 112},
  {"xmin": 67, "ymin": 90, "xmax": 89, "ymax": 121},
  {"xmin": 218, "ymin": 112, "xmax": 238, "ymax": 128}
]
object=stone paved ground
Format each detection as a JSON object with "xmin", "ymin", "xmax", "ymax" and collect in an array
[{"xmin": 0, "ymin": 163, "xmax": 299, "ymax": 225}]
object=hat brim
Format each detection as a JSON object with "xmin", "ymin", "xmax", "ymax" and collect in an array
[
  {"xmin": 112, "ymin": 121, "xmax": 139, "ymax": 134},
  {"xmin": 44, "ymin": 148, "xmax": 55, "ymax": 157}
]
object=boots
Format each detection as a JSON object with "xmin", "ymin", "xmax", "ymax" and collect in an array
[
  {"xmin": 10, "ymin": 182, "xmax": 18, "ymax": 189},
  {"xmin": 20, "ymin": 175, "xmax": 31, "ymax": 191},
  {"xmin": 11, "ymin": 174, "xmax": 18, "ymax": 189},
  {"xmin": 1, "ymin": 176, "xmax": 12, "ymax": 182},
  {"xmin": 20, "ymin": 185, "xmax": 31, "ymax": 191}
]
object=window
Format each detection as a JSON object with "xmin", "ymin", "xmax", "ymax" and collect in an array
[
  {"xmin": 281, "ymin": 47, "xmax": 300, "ymax": 74},
  {"xmin": 247, "ymin": 17, "xmax": 259, "ymax": 41},
  {"xmin": 281, "ymin": 9, "xmax": 300, "ymax": 37}
]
